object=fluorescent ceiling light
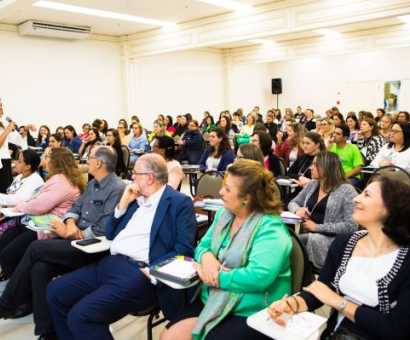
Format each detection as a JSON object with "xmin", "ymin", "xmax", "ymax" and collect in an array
[
  {"xmin": 198, "ymin": 0, "xmax": 252, "ymax": 12},
  {"xmin": 249, "ymin": 39, "xmax": 275, "ymax": 46},
  {"xmin": 314, "ymin": 29, "xmax": 341, "ymax": 37},
  {"xmin": 0, "ymin": 0, "xmax": 18, "ymax": 10},
  {"xmin": 398, "ymin": 15, "xmax": 410, "ymax": 24},
  {"xmin": 33, "ymin": 1, "xmax": 175, "ymax": 27}
]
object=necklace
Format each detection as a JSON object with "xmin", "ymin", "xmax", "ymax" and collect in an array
[{"xmin": 364, "ymin": 240, "xmax": 397, "ymax": 274}]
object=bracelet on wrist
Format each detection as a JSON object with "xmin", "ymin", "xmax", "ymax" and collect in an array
[{"xmin": 290, "ymin": 296, "xmax": 300, "ymax": 313}]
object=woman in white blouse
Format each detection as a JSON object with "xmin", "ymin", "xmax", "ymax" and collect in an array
[
  {"xmin": 0, "ymin": 149, "xmax": 44, "ymax": 207},
  {"xmin": 239, "ymin": 114, "xmax": 256, "ymax": 136},
  {"xmin": 371, "ymin": 121, "xmax": 410, "ymax": 170}
]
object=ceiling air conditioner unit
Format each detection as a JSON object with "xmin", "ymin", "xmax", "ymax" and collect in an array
[{"xmin": 18, "ymin": 20, "xmax": 91, "ymax": 40}]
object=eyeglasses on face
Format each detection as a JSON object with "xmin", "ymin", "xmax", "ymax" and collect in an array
[
  {"xmin": 131, "ymin": 170, "xmax": 151, "ymax": 176},
  {"xmin": 88, "ymin": 156, "xmax": 105, "ymax": 163},
  {"xmin": 391, "ymin": 130, "xmax": 403, "ymax": 134}
]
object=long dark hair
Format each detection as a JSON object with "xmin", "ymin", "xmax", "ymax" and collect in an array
[
  {"xmin": 64, "ymin": 125, "xmax": 77, "ymax": 141},
  {"xmin": 210, "ymin": 127, "xmax": 231, "ymax": 158},
  {"xmin": 220, "ymin": 115, "xmax": 232, "ymax": 134},
  {"xmin": 84, "ymin": 127, "xmax": 102, "ymax": 149},
  {"xmin": 387, "ymin": 121, "xmax": 410, "ymax": 152}
]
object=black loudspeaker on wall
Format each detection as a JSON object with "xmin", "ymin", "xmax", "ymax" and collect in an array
[{"xmin": 271, "ymin": 78, "xmax": 282, "ymax": 94}]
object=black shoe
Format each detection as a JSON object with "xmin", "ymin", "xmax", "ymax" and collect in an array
[
  {"xmin": 12, "ymin": 303, "xmax": 33, "ymax": 319},
  {"xmin": 37, "ymin": 333, "xmax": 57, "ymax": 340},
  {"xmin": 0, "ymin": 305, "xmax": 15, "ymax": 319}
]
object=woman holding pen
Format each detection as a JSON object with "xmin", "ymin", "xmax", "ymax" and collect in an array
[
  {"xmin": 268, "ymin": 176, "xmax": 410, "ymax": 340},
  {"xmin": 161, "ymin": 159, "xmax": 292, "ymax": 340},
  {"xmin": 288, "ymin": 151, "xmax": 357, "ymax": 270}
]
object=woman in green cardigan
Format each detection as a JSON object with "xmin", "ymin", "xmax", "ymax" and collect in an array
[
  {"xmin": 161, "ymin": 159, "xmax": 292, "ymax": 340},
  {"xmin": 202, "ymin": 116, "xmax": 216, "ymax": 134}
]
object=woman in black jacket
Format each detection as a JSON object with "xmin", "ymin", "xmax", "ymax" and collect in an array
[
  {"xmin": 105, "ymin": 128, "xmax": 125, "ymax": 176},
  {"xmin": 177, "ymin": 120, "xmax": 204, "ymax": 164},
  {"xmin": 269, "ymin": 176, "xmax": 410, "ymax": 340}
]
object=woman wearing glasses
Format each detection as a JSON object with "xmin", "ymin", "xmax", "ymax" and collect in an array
[
  {"xmin": 288, "ymin": 151, "xmax": 357, "ymax": 270},
  {"xmin": 269, "ymin": 176, "xmax": 410, "ymax": 340},
  {"xmin": 370, "ymin": 121, "xmax": 410, "ymax": 170},
  {"xmin": 127, "ymin": 122, "xmax": 149, "ymax": 164},
  {"xmin": 0, "ymin": 150, "xmax": 44, "ymax": 208},
  {"xmin": 0, "ymin": 147, "xmax": 85, "ymax": 281}
]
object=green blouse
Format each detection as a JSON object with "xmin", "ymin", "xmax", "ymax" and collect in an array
[{"xmin": 195, "ymin": 208, "xmax": 292, "ymax": 317}]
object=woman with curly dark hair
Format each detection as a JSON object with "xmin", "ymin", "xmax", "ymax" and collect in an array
[{"xmin": 269, "ymin": 175, "xmax": 410, "ymax": 340}]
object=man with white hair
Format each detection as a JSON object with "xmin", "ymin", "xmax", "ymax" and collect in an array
[{"xmin": 47, "ymin": 153, "xmax": 197, "ymax": 340}]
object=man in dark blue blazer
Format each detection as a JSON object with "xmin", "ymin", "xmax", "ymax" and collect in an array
[{"xmin": 46, "ymin": 154, "xmax": 196, "ymax": 340}]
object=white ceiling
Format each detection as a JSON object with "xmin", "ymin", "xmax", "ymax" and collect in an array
[
  {"xmin": 0, "ymin": 0, "xmax": 408, "ymax": 49},
  {"xmin": 0, "ymin": 0, "xmax": 273, "ymax": 36}
]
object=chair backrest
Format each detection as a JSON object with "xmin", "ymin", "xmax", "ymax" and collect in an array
[
  {"xmin": 273, "ymin": 180, "xmax": 282, "ymax": 202},
  {"xmin": 374, "ymin": 165, "xmax": 410, "ymax": 185},
  {"xmin": 278, "ymin": 158, "xmax": 287, "ymax": 177},
  {"xmin": 287, "ymin": 228, "xmax": 312, "ymax": 295},
  {"xmin": 121, "ymin": 146, "xmax": 130, "ymax": 170},
  {"xmin": 196, "ymin": 171, "xmax": 224, "ymax": 198}
]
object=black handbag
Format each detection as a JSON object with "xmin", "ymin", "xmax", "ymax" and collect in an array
[{"xmin": 328, "ymin": 328, "xmax": 367, "ymax": 340}]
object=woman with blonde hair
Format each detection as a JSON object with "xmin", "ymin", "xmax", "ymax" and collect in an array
[
  {"xmin": 239, "ymin": 114, "xmax": 256, "ymax": 136},
  {"xmin": 148, "ymin": 120, "xmax": 170, "ymax": 145},
  {"xmin": 0, "ymin": 147, "xmax": 85, "ymax": 281},
  {"xmin": 162, "ymin": 159, "xmax": 292, "ymax": 340},
  {"xmin": 275, "ymin": 122, "xmax": 305, "ymax": 167},
  {"xmin": 127, "ymin": 122, "xmax": 149, "ymax": 164},
  {"xmin": 320, "ymin": 117, "xmax": 335, "ymax": 147}
]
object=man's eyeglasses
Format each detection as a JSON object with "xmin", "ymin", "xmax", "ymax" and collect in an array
[
  {"xmin": 131, "ymin": 170, "xmax": 151, "ymax": 176},
  {"xmin": 88, "ymin": 156, "xmax": 105, "ymax": 163},
  {"xmin": 235, "ymin": 155, "xmax": 245, "ymax": 160}
]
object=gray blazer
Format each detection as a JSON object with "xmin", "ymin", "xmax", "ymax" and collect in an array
[{"xmin": 288, "ymin": 179, "xmax": 358, "ymax": 268}]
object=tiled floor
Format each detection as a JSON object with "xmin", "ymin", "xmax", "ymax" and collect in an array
[{"xmin": 0, "ymin": 176, "xmax": 330, "ymax": 339}]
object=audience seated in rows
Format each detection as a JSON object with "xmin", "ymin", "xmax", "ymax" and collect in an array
[
  {"xmin": 288, "ymin": 151, "xmax": 358, "ymax": 269},
  {"xmin": 0, "ymin": 146, "xmax": 126, "ymax": 339},
  {"xmin": 0, "ymin": 147, "xmax": 84, "ymax": 287},
  {"xmin": 269, "ymin": 176, "xmax": 410, "ymax": 340},
  {"xmin": 47, "ymin": 154, "xmax": 197, "ymax": 340},
  {"xmin": 162, "ymin": 159, "xmax": 291, "ymax": 340}
]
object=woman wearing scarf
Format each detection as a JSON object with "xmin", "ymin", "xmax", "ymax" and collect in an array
[{"xmin": 161, "ymin": 159, "xmax": 292, "ymax": 340}]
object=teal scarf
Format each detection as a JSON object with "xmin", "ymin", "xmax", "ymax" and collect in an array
[{"xmin": 192, "ymin": 209, "xmax": 263, "ymax": 340}]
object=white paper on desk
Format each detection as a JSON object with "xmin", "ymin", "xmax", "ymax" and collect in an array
[
  {"xmin": 203, "ymin": 199, "xmax": 223, "ymax": 206},
  {"xmin": 1, "ymin": 208, "xmax": 25, "ymax": 217},
  {"xmin": 268, "ymin": 312, "xmax": 327, "ymax": 339},
  {"xmin": 196, "ymin": 214, "xmax": 208, "ymax": 223},
  {"xmin": 158, "ymin": 259, "xmax": 196, "ymax": 279}
]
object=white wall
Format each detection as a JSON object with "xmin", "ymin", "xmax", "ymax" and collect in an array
[
  {"xmin": 266, "ymin": 48, "xmax": 410, "ymax": 116},
  {"xmin": 133, "ymin": 50, "xmax": 225, "ymax": 128},
  {"xmin": 230, "ymin": 63, "xmax": 274, "ymax": 115},
  {"xmin": 0, "ymin": 30, "xmax": 123, "ymax": 133}
]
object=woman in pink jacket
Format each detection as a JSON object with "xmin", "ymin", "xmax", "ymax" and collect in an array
[{"xmin": 0, "ymin": 147, "xmax": 85, "ymax": 279}]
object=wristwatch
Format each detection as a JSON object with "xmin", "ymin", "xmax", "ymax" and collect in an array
[{"xmin": 337, "ymin": 298, "xmax": 348, "ymax": 313}]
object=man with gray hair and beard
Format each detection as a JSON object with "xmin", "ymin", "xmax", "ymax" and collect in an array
[
  {"xmin": 0, "ymin": 146, "xmax": 126, "ymax": 340},
  {"xmin": 47, "ymin": 153, "xmax": 197, "ymax": 340}
]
